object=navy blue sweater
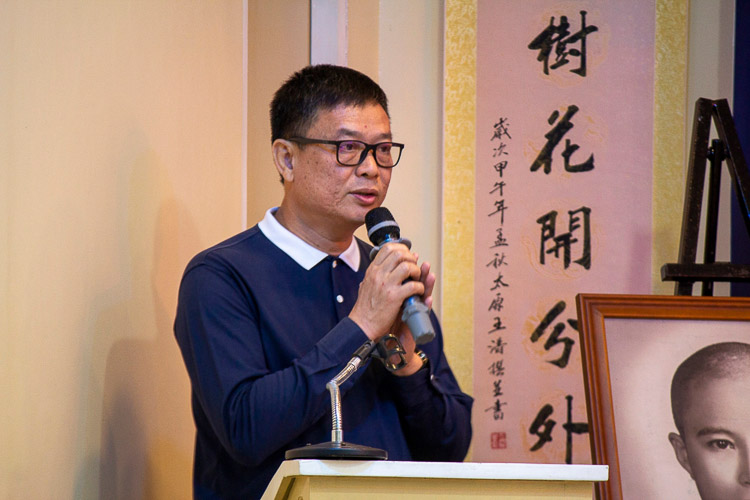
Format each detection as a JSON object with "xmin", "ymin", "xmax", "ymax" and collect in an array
[{"xmin": 174, "ymin": 225, "xmax": 473, "ymax": 499}]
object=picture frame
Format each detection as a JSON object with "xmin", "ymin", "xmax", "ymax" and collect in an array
[{"xmin": 575, "ymin": 293, "xmax": 750, "ymax": 500}]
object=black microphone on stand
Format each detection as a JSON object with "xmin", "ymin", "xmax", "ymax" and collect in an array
[{"xmin": 365, "ymin": 207, "xmax": 436, "ymax": 345}]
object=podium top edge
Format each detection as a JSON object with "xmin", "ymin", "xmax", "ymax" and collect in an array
[
  {"xmin": 284, "ymin": 459, "xmax": 609, "ymax": 482},
  {"xmin": 261, "ymin": 460, "xmax": 609, "ymax": 499}
]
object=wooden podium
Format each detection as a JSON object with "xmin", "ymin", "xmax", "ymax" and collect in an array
[{"xmin": 261, "ymin": 459, "xmax": 609, "ymax": 499}]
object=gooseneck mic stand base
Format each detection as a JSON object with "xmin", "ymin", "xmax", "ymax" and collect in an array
[
  {"xmin": 285, "ymin": 340, "xmax": 388, "ymax": 461},
  {"xmin": 284, "ymin": 441, "xmax": 387, "ymax": 460}
]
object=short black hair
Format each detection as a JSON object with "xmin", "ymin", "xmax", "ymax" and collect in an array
[
  {"xmin": 270, "ymin": 64, "xmax": 389, "ymax": 143},
  {"xmin": 670, "ymin": 341, "xmax": 750, "ymax": 434}
]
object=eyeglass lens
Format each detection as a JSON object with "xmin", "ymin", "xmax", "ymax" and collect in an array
[{"xmin": 337, "ymin": 141, "xmax": 401, "ymax": 167}]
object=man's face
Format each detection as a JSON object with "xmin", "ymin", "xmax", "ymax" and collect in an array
[
  {"xmin": 284, "ymin": 102, "xmax": 393, "ymax": 239},
  {"xmin": 669, "ymin": 373, "xmax": 750, "ymax": 500}
]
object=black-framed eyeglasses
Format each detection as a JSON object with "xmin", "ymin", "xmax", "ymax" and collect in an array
[{"xmin": 288, "ymin": 137, "xmax": 404, "ymax": 168}]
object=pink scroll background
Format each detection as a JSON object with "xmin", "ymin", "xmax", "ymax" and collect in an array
[{"xmin": 473, "ymin": 0, "xmax": 655, "ymax": 463}]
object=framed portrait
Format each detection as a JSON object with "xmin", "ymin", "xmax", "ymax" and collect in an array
[{"xmin": 576, "ymin": 294, "xmax": 750, "ymax": 500}]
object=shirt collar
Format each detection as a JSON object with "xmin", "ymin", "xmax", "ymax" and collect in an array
[{"xmin": 257, "ymin": 207, "xmax": 361, "ymax": 271}]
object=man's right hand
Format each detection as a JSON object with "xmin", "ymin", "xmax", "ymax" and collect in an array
[{"xmin": 348, "ymin": 242, "xmax": 424, "ymax": 342}]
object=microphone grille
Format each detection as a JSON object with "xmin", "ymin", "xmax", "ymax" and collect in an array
[
  {"xmin": 365, "ymin": 207, "xmax": 400, "ymax": 245},
  {"xmin": 365, "ymin": 207, "xmax": 394, "ymax": 230}
]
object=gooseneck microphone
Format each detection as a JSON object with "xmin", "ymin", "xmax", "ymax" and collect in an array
[
  {"xmin": 285, "ymin": 339, "xmax": 387, "ymax": 460},
  {"xmin": 365, "ymin": 207, "xmax": 436, "ymax": 345}
]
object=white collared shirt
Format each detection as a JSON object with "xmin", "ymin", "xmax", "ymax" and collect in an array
[{"xmin": 257, "ymin": 207, "xmax": 361, "ymax": 271}]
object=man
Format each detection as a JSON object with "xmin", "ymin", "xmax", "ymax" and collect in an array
[
  {"xmin": 668, "ymin": 342, "xmax": 750, "ymax": 500},
  {"xmin": 174, "ymin": 64, "xmax": 473, "ymax": 499}
]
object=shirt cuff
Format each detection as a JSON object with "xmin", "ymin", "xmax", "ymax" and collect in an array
[
  {"xmin": 386, "ymin": 364, "xmax": 434, "ymax": 411},
  {"xmin": 316, "ymin": 317, "xmax": 371, "ymax": 366}
]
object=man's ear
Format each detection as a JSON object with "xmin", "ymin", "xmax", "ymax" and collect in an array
[
  {"xmin": 668, "ymin": 432, "xmax": 694, "ymax": 478},
  {"xmin": 272, "ymin": 139, "xmax": 295, "ymax": 183}
]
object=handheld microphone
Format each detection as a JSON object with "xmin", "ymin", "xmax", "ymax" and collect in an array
[{"xmin": 365, "ymin": 207, "xmax": 436, "ymax": 345}]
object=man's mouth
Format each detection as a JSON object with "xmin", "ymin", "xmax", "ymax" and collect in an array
[{"xmin": 351, "ymin": 189, "xmax": 378, "ymax": 204}]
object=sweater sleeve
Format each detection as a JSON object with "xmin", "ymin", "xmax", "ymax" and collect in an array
[
  {"xmin": 386, "ymin": 311, "xmax": 473, "ymax": 461},
  {"xmin": 174, "ymin": 260, "xmax": 370, "ymax": 467}
]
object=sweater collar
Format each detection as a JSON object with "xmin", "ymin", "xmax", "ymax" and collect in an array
[{"xmin": 257, "ymin": 207, "xmax": 360, "ymax": 271}]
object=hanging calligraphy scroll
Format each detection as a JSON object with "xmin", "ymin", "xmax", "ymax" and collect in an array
[{"xmin": 473, "ymin": 1, "xmax": 655, "ymax": 464}]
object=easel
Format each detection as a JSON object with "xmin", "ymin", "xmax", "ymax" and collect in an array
[{"xmin": 661, "ymin": 98, "xmax": 750, "ymax": 296}]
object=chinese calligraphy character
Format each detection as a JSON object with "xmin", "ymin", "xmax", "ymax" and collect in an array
[
  {"xmin": 528, "ymin": 11, "xmax": 598, "ymax": 77},
  {"xmin": 529, "ymin": 396, "xmax": 589, "ymax": 463},
  {"xmin": 487, "ymin": 252, "xmax": 508, "ymax": 268},
  {"xmin": 488, "ymin": 293, "xmax": 505, "ymax": 312},
  {"xmin": 488, "ymin": 316, "xmax": 507, "ymax": 333},
  {"xmin": 488, "ymin": 199, "xmax": 508, "ymax": 224},
  {"xmin": 493, "ymin": 141, "xmax": 509, "ymax": 158},
  {"xmin": 537, "ymin": 207, "xmax": 592, "ymax": 270},
  {"xmin": 490, "ymin": 271, "xmax": 509, "ymax": 290},
  {"xmin": 494, "ymin": 160, "xmax": 508, "ymax": 178},
  {"xmin": 491, "ymin": 379, "xmax": 504, "ymax": 397},
  {"xmin": 489, "ymin": 181, "xmax": 505, "ymax": 196},
  {"xmin": 530, "ymin": 300, "xmax": 578, "ymax": 368},
  {"xmin": 485, "ymin": 398, "xmax": 508, "ymax": 421},
  {"xmin": 488, "ymin": 359, "xmax": 506, "ymax": 377},
  {"xmin": 530, "ymin": 105, "xmax": 595, "ymax": 174},
  {"xmin": 488, "ymin": 336, "xmax": 508, "ymax": 354},
  {"xmin": 529, "ymin": 404, "xmax": 555, "ymax": 451},
  {"xmin": 492, "ymin": 117, "xmax": 512, "ymax": 140},
  {"xmin": 491, "ymin": 229, "xmax": 509, "ymax": 248}
]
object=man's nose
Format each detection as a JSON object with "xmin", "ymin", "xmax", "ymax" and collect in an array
[
  {"xmin": 738, "ymin": 446, "xmax": 750, "ymax": 486},
  {"xmin": 355, "ymin": 149, "xmax": 380, "ymax": 177}
]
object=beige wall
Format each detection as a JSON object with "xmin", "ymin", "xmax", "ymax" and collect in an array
[
  {"xmin": 246, "ymin": 0, "xmax": 309, "ymax": 228},
  {"xmin": 378, "ymin": 0, "xmax": 444, "ymax": 306},
  {"xmin": 1, "ymin": 1, "xmax": 244, "ymax": 497}
]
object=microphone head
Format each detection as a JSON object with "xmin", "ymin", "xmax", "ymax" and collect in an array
[{"xmin": 365, "ymin": 207, "xmax": 400, "ymax": 245}]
